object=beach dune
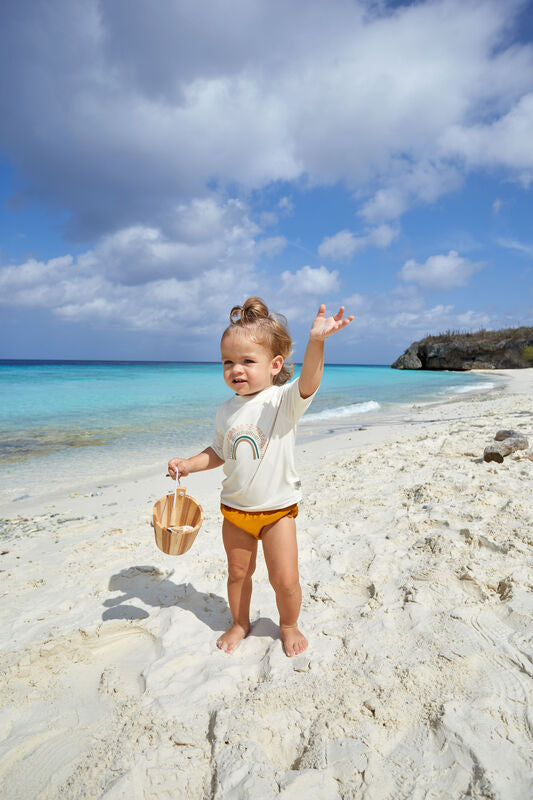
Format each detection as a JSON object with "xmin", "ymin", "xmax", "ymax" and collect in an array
[{"xmin": 0, "ymin": 370, "xmax": 532, "ymax": 799}]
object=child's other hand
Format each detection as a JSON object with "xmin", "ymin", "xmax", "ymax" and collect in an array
[
  {"xmin": 309, "ymin": 304, "xmax": 354, "ymax": 341},
  {"xmin": 167, "ymin": 457, "xmax": 190, "ymax": 480}
]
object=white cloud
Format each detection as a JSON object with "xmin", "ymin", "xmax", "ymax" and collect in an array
[
  {"xmin": 0, "ymin": 193, "xmax": 338, "ymax": 337},
  {"xmin": 368, "ymin": 224, "xmax": 398, "ymax": 249},
  {"xmin": 360, "ymin": 161, "xmax": 462, "ymax": 223},
  {"xmin": 280, "ymin": 265, "xmax": 339, "ymax": 295},
  {"xmin": 49, "ymin": 266, "xmax": 257, "ymax": 334},
  {"xmin": 1, "ymin": 1, "xmax": 532, "ymax": 235},
  {"xmin": 492, "ymin": 198, "xmax": 502, "ymax": 215},
  {"xmin": 70, "ymin": 198, "xmax": 260, "ymax": 286},
  {"xmin": 343, "ymin": 292, "xmax": 365, "ymax": 311},
  {"xmin": 388, "ymin": 285, "xmax": 426, "ymax": 312},
  {"xmin": 0, "ymin": 193, "xmax": 335, "ymax": 337},
  {"xmin": 0, "ymin": 196, "xmax": 262, "ymax": 333},
  {"xmin": 256, "ymin": 236, "xmax": 287, "ymax": 257},
  {"xmin": 399, "ymin": 250, "xmax": 485, "ymax": 290},
  {"xmin": 258, "ymin": 211, "xmax": 279, "ymax": 227},
  {"xmin": 1, "ymin": 0, "xmax": 531, "ymax": 358},
  {"xmin": 278, "ymin": 196, "xmax": 294, "ymax": 215},
  {"xmin": 360, "ymin": 188, "xmax": 408, "ymax": 224},
  {"xmin": 497, "ymin": 237, "xmax": 533, "ymax": 257},
  {"xmin": 318, "ymin": 224, "xmax": 398, "ymax": 259},
  {"xmin": 343, "ymin": 290, "xmax": 494, "ymax": 348},
  {"xmin": 0, "ymin": 256, "xmax": 73, "ymax": 299},
  {"xmin": 440, "ymin": 93, "xmax": 533, "ymax": 185},
  {"xmin": 318, "ymin": 230, "xmax": 366, "ymax": 260}
]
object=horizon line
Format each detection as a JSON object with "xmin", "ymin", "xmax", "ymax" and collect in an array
[{"xmin": 0, "ymin": 357, "xmax": 391, "ymax": 368}]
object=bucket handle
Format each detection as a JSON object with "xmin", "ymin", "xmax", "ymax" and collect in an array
[{"xmin": 173, "ymin": 469, "xmax": 186, "ymax": 504}]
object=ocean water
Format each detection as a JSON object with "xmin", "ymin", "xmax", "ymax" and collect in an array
[{"xmin": 0, "ymin": 360, "xmax": 499, "ymax": 504}]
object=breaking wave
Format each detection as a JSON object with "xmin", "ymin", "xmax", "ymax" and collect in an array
[
  {"xmin": 453, "ymin": 382, "xmax": 495, "ymax": 394},
  {"xmin": 303, "ymin": 400, "xmax": 380, "ymax": 422}
]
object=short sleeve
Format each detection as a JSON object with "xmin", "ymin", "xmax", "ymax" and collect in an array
[
  {"xmin": 281, "ymin": 378, "xmax": 317, "ymax": 423},
  {"xmin": 211, "ymin": 407, "xmax": 225, "ymax": 459}
]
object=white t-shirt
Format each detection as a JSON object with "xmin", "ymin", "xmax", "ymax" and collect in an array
[{"xmin": 211, "ymin": 378, "xmax": 316, "ymax": 511}]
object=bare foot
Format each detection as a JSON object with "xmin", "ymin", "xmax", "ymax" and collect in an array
[
  {"xmin": 280, "ymin": 624, "xmax": 308, "ymax": 657},
  {"xmin": 216, "ymin": 623, "xmax": 250, "ymax": 654}
]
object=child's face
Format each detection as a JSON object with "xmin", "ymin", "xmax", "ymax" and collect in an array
[{"xmin": 221, "ymin": 329, "xmax": 283, "ymax": 396}]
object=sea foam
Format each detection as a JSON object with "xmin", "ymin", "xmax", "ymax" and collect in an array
[
  {"xmin": 303, "ymin": 400, "xmax": 380, "ymax": 422},
  {"xmin": 453, "ymin": 382, "xmax": 495, "ymax": 394}
]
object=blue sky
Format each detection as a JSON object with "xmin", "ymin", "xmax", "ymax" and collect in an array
[{"xmin": 0, "ymin": 0, "xmax": 532, "ymax": 365}]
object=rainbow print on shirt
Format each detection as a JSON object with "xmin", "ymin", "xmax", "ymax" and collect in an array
[{"xmin": 226, "ymin": 424, "xmax": 268, "ymax": 460}]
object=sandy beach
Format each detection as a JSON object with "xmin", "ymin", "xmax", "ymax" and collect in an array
[{"xmin": 0, "ymin": 369, "xmax": 532, "ymax": 799}]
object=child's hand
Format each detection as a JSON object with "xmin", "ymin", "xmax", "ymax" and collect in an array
[
  {"xmin": 309, "ymin": 304, "xmax": 354, "ymax": 341},
  {"xmin": 167, "ymin": 457, "xmax": 191, "ymax": 480}
]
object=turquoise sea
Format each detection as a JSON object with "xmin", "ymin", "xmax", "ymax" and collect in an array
[{"xmin": 0, "ymin": 360, "xmax": 500, "ymax": 504}]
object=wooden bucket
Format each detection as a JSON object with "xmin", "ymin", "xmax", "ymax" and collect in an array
[{"xmin": 152, "ymin": 482, "xmax": 203, "ymax": 556}]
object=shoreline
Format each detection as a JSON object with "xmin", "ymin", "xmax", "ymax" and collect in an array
[
  {"xmin": 0, "ymin": 369, "xmax": 531, "ymax": 798},
  {"xmin": 299, "ymin": 368, "xmax": 508, "ymax": 445},
  {"xmin": 0, "ymin": 367, "xmax": 508, "ymax": 515}
]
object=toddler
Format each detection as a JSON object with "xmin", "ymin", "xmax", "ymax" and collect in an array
[{"xmin": 168, "ymin": 297, "xmax": 353, "ymax": 657}]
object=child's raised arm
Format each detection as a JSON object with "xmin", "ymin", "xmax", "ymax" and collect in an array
[
  {"xmin": 299, "ymin": 304, "xmax": 354, "ymax": 399},
  {"xmin": 168, "ymin": 447, "xmax": 224, "ymax": 479}
]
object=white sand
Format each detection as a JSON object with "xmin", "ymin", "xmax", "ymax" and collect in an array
[{"xmin": 0, "ymin": 369, "xmax": 532, "ymax": 799}]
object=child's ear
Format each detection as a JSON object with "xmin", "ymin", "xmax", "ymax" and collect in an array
[{"xmin": 271, "ymin": 355, "xmax": 284, "ymax": 375}]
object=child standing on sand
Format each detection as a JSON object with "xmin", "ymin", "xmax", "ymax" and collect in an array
[{"xmin": 168, "ymin": 297, "xmax": 353, "ymax": 657}]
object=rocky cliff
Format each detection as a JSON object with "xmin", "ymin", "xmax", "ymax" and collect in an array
[{"xmin": 391, "ymin": 327, "xmax": 533, "ymax": 370}]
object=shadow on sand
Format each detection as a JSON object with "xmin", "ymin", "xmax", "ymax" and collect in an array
[{"xmin": 102, "ymin": 565, "xmax": 281, "ymax": 642}]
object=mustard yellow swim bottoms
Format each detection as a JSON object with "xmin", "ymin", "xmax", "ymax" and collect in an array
[{"xmin": 220, "ymin": 503, "xmax": 299, "ymax": 539}]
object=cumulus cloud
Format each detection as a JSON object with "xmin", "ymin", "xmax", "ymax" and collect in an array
[
  {"xmin": 0, "ymin": 191, "xmax": 338, "ymax": 336},
  {"xmin": 440, "ymin": 93, "xmax": 533, "ymax": 185},
  {"xmin": 1, "ymin": 0, "xmax": 531, "ymax": 358},
  {"xmin": 399, "ymin": 250, "xmax": 486, "ymax": 290},
  {"xmin": 1, "ymin": 0, "xmax": 532, "ymax": 237},
  {"xmin": 280, "ymin": 265, "xmax": 339, "ymax": 295},
  {"xmin": 318, "ymin": 231, "xmax": 365, "ymax": 260},
  {"xmin": 360, "ymin": 161, "xmax": 463, "ymax": 223},
  {"xmin": 0, "ymin": 250, "xmax": 254, "ymax": 335},
  {"xmin": 0, "ymin": 196, "xmax": 263, "ymax": 333},
  {"xmin": 318, "ymin": 225, "xmax": 398, "ymax": 259},
  {"xmin": 341, "ymin": 289, "xmax": 494, "ymax": 348},
  {"xmin": 369, "ymin": 224, "xmax": 398, "ymax": 249},
  {"xmin": 72, "ymin": 197, "xmax": 261, "ymax": 286},
  {"xmin": 281, "ymin": 283, "xmax": 501, "ymax": 356}
]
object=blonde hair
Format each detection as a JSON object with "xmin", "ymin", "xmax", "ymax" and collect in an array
[{"xmin": 222, "ymin": 296, "xmax": 294, "ymax": 386}]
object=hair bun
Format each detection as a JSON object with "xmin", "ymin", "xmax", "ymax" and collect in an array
[
  {"xmin": 222, "ymin": 296, "xmax": 293, "ymax": 385},
  {"xmin": 229, "ymin": 297, "xmax": 269, "ymax": 325}
]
